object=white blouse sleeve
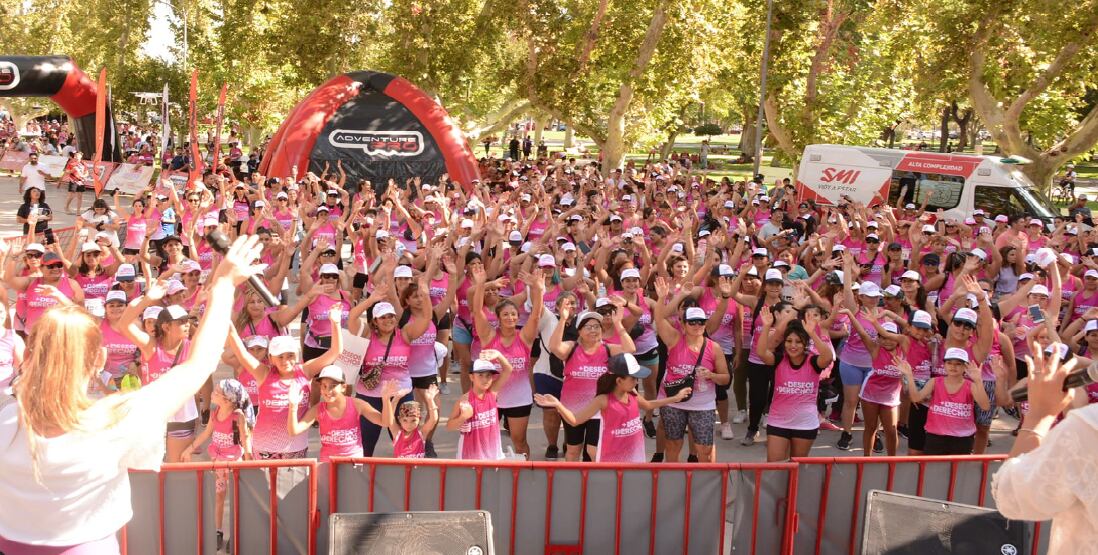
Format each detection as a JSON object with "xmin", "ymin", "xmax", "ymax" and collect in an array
[{"xmin": 992, "ymin": 411, "xmax": 1097, "ymax": 521}]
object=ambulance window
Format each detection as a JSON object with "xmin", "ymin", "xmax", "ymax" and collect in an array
[
  {"xmin": 889, "ymin": 171, "xmax": 963, "ymax": 210},
  {"xmin": 974, "ymin": 185, "xmax": 1026, "ymax": 217}
]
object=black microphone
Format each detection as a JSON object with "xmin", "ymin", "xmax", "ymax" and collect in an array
[
  {"xmin": 204, "ymin": 230, "xmax": 280, "ymax": 307},
  {"xmin": 1010, "ymin": 362, "xmax": 1098, "ymax": 403}
]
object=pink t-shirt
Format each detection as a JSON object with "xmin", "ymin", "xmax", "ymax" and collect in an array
[
  {"xmin": 100, "ymin": 321, "xmax": 138, "ymax": 378},
  {"xmin": 560, "ymin": 344, "xmax": 609, "ymax": 419},
  {"xmin": 318, "ymin": 399, "xmax": 364, "ymax": 461},
  {"xmin": 357, "ymin": 332, "xmax": 412, "ymax": 397},
  {"xmin": 768, "ymin": 353, "xmax": 825, "ymax": 430},
  {"xmin": 924, "ymin": 377, "xmax": 976, "ymax": 438},
  {"xmin": 305, "ymin": 293, "xmax": 351, "ymax": 348},
  {"xmin": 596, "ymin": 393, "xmax": 645, "ymax": 463},
  {"xmin": 457, "ymin": 390, "xmax": 504, "ymax": 460},
  {"xmin": 207, "ymin": 409, "xmax": 244, "ymax": 461}
]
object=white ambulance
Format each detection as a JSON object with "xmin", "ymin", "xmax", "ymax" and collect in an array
[{"xmin": 794, "ymin": 144, "xmax": 1058, "ymax": 222}]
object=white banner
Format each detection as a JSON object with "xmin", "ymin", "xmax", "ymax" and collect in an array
[
  {"xmin": 105, "ymin": 163, "xmax": 155, "ymax": 194},
  {"xmin": 37, "ymin": 154, "xmax": 68, "ymax": 178},
  {"xmin": 334, "ymin": 329, "xmax": 370, "ymax": 385}
]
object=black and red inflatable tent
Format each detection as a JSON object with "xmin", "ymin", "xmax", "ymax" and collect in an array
[
  {"xmin": 260, "ymin": 71, "xmax": 479, "ymax": 191},
  {"xmin": 0, "ymin": 56, "xmax": 119, "ymax": 160}
]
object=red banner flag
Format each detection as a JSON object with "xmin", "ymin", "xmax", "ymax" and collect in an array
[
  {"xmin": 210, "ymin": 84, "xmax": 228, "ymax": 176},
  {"xmin": 188, "ymin": 70, "xmax": 201, "ymax": 187},
  {"xmin": 91, "ymin": 68, "xmax": 107, "ymax": 195}
]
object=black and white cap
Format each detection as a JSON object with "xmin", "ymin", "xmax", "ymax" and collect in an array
[{"xmin": 608, "ymin": 352, "xmax": 651, "ymax": 379}]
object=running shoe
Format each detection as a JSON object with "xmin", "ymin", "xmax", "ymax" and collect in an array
[
  {"xmin": 643, "ymin": 417, "xmax": 657, "ymax": 438},
  {"xmin": 216, "ymin": 531, "xmax": 225, "ymax": 552},
  {"xmin": 873, "ymin": 434, "xmax": 884, "ymax": 454},
  {"xmin": 837, "ymin": 431, "xmax": 853, "ymax": 450},
  {"xmin": 819, "ymin": 419, "xmax": 842, "ymax": 431},
  {"xmin": 687, "ymin": 454, "xmax": 699, "ymax": 463},
  {"xmin": 897, "ymin": 424, "xmax": 909, "ymax": 440},
  {"xmin": 425, "ymin": 441, "xmax": 438, "ymax": 459},
  {"xmin": 741, "ymin": 430, "xmax": 758, "ymax": 446},
  {"xmin": 720, "ymin": 422, "xmax": 734, "ymax": 440},
  {"xmin": 439, "ymin": 381, "xmax": 451, "ymax": 396},
  {"xmin": 545, "ymin": 445, "xmax": 559, "ymax": 461},
  {"xmin": 733, "ymin": 410, "xmax": 746, "ymax": 424},
  {"xmin": 650, "ymin": 452, "xmax": 665, "ymax": 463}
]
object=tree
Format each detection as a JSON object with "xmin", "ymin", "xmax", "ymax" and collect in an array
[{"xmin": 963, "ymin": 0, "xmax": 1098, "ymax": 189}]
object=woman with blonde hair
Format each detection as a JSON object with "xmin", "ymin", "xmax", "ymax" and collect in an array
[{"xmin": 0, "ymin": 236, "xmax": 262, "ymax": 553}]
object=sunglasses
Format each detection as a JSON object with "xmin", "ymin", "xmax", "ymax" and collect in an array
[
  {"xmin": 320, "ymin": 274, "xmax": 339, "ymax": 280},
  {"xmin": 25, "ymin": 252, "xmax": 42, "ymax": 259},
  {"xmin": 685, "ymin": 319, "xmax": 707, "ymax": 326},
  {"xmin": 45, "ymin": 264, "xmax": 64, "ymax": 269},
  {"xmin": 952, "ymin": 320, "xmax": 976, "ymax": 330}
]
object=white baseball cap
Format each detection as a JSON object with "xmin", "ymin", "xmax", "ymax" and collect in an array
[
  {"xmin": 952, "ymin": 308, "xmax": 978, "ymax": 326},
  {"xmin": 394, "ymin": 265, "xmax": 413, "ymax": 279},
  {"xmin": 508, "ymin": 230, "xmax": 523, "ymax": 242},
  {"xmin": 244, "ymin": 335, "xmax": 270, "ymax": 349},
  {"xmin": 595, "ymin": 297, "xmax": 612, "ymax": 308},
  {"xmin": 460, "ymin": 218, "xmax": 475, "ymax": 229},
  {"xmin": 25, "ymin": 243, "xmax": 45, "ymax": 253},
  {"xmin": 268, "ymin": 336, "xmax": 298, "ymax": 356},
  {"xmin": 80, "ymin": 241, "xmax": 101, "ymax": 254},
  {"xmin": 621, "ymin": 268, "xmax": 641, "ymax": 280},
  {"xmin": 472, "ymin": 359, "xmax": 500, "ymax": 374},
  {"xmin": 880, "ymin": 321, "xmax": 899, "ymax": 333},
  {"xmin": 764, "ymin": 269, "xmax": 783, "ymax": 283},
  {"xmin": 142, "ymin": 306, "xmax": 163, "ymax": 320},
  {"xmin": 911, "ymin": 310, "xmax": 933, "ymax": 329},
  {"xmin": 968, "ymin": 248, "xmax": 987, "ymax": 261},
  {"xmin": 316, "ymin": 365, "xmax": 345, "ymax": 383},
  {"xmin": 561, "ymin": 242, "xmax": 577, "ymax": 252},
  {"xmin": 858, "ymin": 282, "xmax": 882, "ymax": 297},
  {"xmin": 105, "ymin": 290, "xmax": 128, "ymax": 304},
  {"xmin": 375, "ymin": 229, "xmax": 390, "ymax": 239},
  {"xmin": 901, "ymin": 270, "xmax": 921, "ymax": 281},
  {"xmin": 1085, "ymin": 270, "xmax": 1098, "ymax": 279},
  {"xmin": 684, "ymin": 307, "xmax": 707, "ymax": 321},
  {"xmin": 1086, "ymin": 320, "xmax": 1098, "ymax": 333},
  {"xmin": 921, "ymin": 224, "xmax": 936, "ymax": 233},
  {"xmin": 944, "ymin": 347, "xmax": 969, "ymax": 362},
  {"xmin": 752, "ymin": 247, "xmax": 769, "ymax": 257},
  {"xmin": 537, "ymin": 254, "xmax": 556, "ymax": 268},
  {"xmin": 1029, "ymin": 284, "xmax": 1050, "ymax": 297},
  {"xmin": 718, "ymin": 264, "xmax": 735, "ymax": 277},
  {"xmin": 165, "ymin": 280, "xmax": 187, "ymax": 295},
  {"xmin": 372, "ymin": 301, "xmax": 397, "ymax": 318},
  {"xmin": 319, "ymin": 263, "xmax": 340, "ymax": 276}
]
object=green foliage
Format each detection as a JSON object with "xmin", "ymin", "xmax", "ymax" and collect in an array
[{"xmin": 694, "ymin": 123, "xmax": 723, "ymax": 136}]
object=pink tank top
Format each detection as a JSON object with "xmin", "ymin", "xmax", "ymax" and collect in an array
[
  {"xmin": 768, "ymin": 353, "xmax": 823, "ymax": 430},
  {"xmin": 659, "ymin": 339, "xmax": 719, "ymax": 411},
  {"xmin": 428, "ymin": 275, "xmax": 450, "ymax": 306},
  {"xmin": 393, "ymin": 428, "xmax": 426, "ymax": 459},
  {"xmin": 698, "ymin": 289, "xmax": 736, "ymax": 355},
  {"xmin": 907, "ymin": 339, "xmax": 933, "ymax": 382},
  {"xmin": 357, "ymin": 332, "xmax": 412, "ymax": 397},
  {"xmin": 457, "ymin": 390, "xmax": 503, "ymax": 460},
  {"xmin": 241, "ymin": 308, "xmax": 285, "ymax": 342},
  {"xmin": 1072, "ymin": 289, "xmax": 1098, "ymax": 321},
  {"xmin": 924, "ymin": 377, "xmax": 976, "ymax": 437},
  {"xmin": 143, "ymin": 340, "xmax": 197, "ymax": 423},
  {"xmin": 486, "ymin": 333, "xmax": 532, "ymax": 409},
  {"xmin": 407, "ymin": 319, "xmax": 439, "ymax": 379},
  {"xmin": 560, "ymin": 343, "xmax": 609, "ymax": 418},
  {"xmin": 24, "ymin": 277, "xmax": 75, "ymax": 331},
  {"xmin": 305, "ymin": 293, "xmax": 350, "ymax": 348},
  {"xmin": 596, "ymin": 393, "xmax": 645, "ymax": 463},
  {"xmin": 318, "ymin": 398, "xmax": 364, "ymax": 461},
  {"xmin": 100, "ymin": 321, "xmax": 138, "ymax": 377},
  {"xmin": 252, "ymin": 365, "xmax": 311, "ymax": 454},
  {"xmin": 860, "ymin": 347, "xmax": 904, "ymax": 407},
  {"xmin": 124, "ymin": 216, "xmax": 148, "ymax": 249}
]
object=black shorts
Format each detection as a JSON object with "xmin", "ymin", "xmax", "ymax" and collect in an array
[
  {"xmin": 907, "ymin": 403, "xmax": 929, "ymax": 451},
  {"xmin": 121, "ymin": 247, "xmax": 140, "ymax": 255},
  {"xmin": 766, "ymin": 425, "xmax": 819, "ymax": 440},
  {"xmin": 353, "ymin": 272, "xmax": 368, "ymax": 290},
  {"xmin": 411, "ymin": 375, "xmax": 438, "ymax": 389},
  {"xmin": 716, "ymin": 353, "xmax": 734, "ymax": 401},
  {"xmin": 498, "ymin": 404, "xmax": 533, "ymax": 419},
  {"xmin": 437, "ymin": 311, "xmax": 452, "ymax": 331},
  {"xmin": 924, "ymin": 432, "xmax": 974, "ymax": 456},
  {"xmin": 65, "ymin": 181, "xmax": 85, "ymax": 193},
  {"xmin": 563, "ymin": 419, "xmax": 600, "ymax": 447}
]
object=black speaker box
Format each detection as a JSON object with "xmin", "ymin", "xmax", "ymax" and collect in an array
[
  {"xmin": 861, "ymin": 490, "xmax": 1028, "ymax": 555},
  {"xmin": 329, "ymin": 510, "xmax": 494, "ymax": 555}
]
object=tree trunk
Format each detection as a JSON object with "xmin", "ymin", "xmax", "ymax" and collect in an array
[
  {"xmin": 1020, "ymin": 157, "xmax": 1061, "ymax": 195},
  {"xmin": 939, "ymin": 106, "xmax": 950, "ymax": 152},
  {"xmin": 739, "ymin": 105, "xmax": 757, "ymax": 161},
  {"xmin": 763, "ymin": 94, "xmax": 799, "ymax": 162},
  {"xmin": 533, "ymin": 114, "xmax": 548, "ymax": 144},
  {"xmin": 466, "ymin": 99, "xmax": 531, "ymax": 140},
  {"xmin": 949, "ymin": 102, "xmax": 974, "ymax": 151},
  {"xmin": 563, "ymin": 125, "xmax": 575, "ymax": 149},
  {"xmin": 660, "ymin": 129, "xmax": 679, "ymax": 160}
]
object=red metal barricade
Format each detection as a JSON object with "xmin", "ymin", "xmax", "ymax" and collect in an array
[
  {"xmin": 328, "ymin": 457, "xmax": 799, "ymax": 555},
  {"xmin": 123, "ymin": 459, "xmax": 319, "ymax": 555},
  {"xmin": 790, "ymin": 455, "xmax": 1045, "ymax": 555}
]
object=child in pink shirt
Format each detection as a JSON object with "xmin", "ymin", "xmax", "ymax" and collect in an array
[
  {"xmin": 384, "ymin": 383, "xmax": 440, "ymax": 459},
  {"xmin": 898, "ymin": 347, "xmax": 990, "ymax": 455},
  {"xmin": 446, "ymin": 350, "xmax": 513, "ymax": 460},
  {"xmin": 286, "ymin": 366, "xmax": 395, "ymax": 461}
]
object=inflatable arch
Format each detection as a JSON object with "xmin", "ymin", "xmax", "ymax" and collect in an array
[
  {"xmin": 260, "ymin": 71, "xmax": 479, "ymax": 191},
  {"xmin": 0, "ymin": 56, "xmax": 119, "ymax": 160}
]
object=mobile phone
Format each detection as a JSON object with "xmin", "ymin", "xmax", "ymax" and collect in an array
[
  {"xmin": 44, "ymin": 228, "xmax": 56, "ymax": 245},
  {"xmin": 1028, "ymin": 304, "xmax": 1045, "ymax": 323}
]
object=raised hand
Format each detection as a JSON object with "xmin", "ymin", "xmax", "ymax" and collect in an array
[{"xmin": 759, "ymin": 305, "xmax": 774, "ymax": 327}]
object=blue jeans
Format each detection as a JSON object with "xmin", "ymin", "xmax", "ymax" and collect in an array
[{"xmin": 358, "ymin": 391, "xmax": 415, "ymax": 457}]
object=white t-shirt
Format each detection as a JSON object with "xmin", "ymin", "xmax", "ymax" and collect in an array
[
  {"xmin": 21, "ymin": 163, "xmax": 47, "ymax": 191},
  {"xmin": 0, "ymin": 395, "xmax": 165, "ymax": 545}
]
